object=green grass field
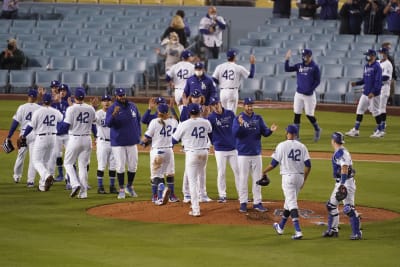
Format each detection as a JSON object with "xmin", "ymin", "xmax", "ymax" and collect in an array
[{"xmin": 0, "ymin": 100, "xmax": 399, "ymax": 266}]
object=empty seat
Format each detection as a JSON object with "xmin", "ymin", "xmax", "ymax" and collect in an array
[
  {"xmin": 35, "ymin": 70, "xmax": 61, "ymax": 88},
  {"xmin": 42, "ymin": 48, "xmax": 66, "ymax": 57},
  {"xmin": 0, "ymin": 70, "xmax": 9, "ymax": 93},
  {"xmin": 288, "ymin": 33, "xmax": 311, "ymax": 43},
  {"xmin": 26, "ymin": 55, "xmax": 49, "ymax": 69},
  {"xmin": 355, "ymin": 35, "xmax": 377, "ymax": 44},
  {"xmin": 240, "ymin": 78, "xmax": 262, "ymax": 99},
  {"xmin": 71, "ymin": 42, "xmax": 96, "ymax": 50},
  {"xmin": 255, "ymin": 62, "xmax": 275, "ymax": 76},
  {"xmin": 9, "ymin": 70, "xmax": 35, "ymax": 94},
  {"xmin": 344, "ymin": 65, "xmax": 363, "ymax": 79},
  {"xmin": 99, "ymin": 57, "xmax": 124, "ymax": 72},
  {"xmin": 324, "ymin": 78, "xmax": 350, "ymax": 103},
  {"xmin": 321, "ymin": 64, "xmax": 343, "ymax": 78},
  {"xmin": 49, "ymin": 56, "xmax": 75, "ymax": 71},
  {"xmin": 280, "ymin": 78, "xmax": 297, "ymax": 101},
  {"xmin": 24, "ymin": 48, "xmax": 43, "ymax": 57},
  {"xmin": 74, "ymin": 57, "xmax": 99, "ymax": 71},
  {"xmin": 90, "ymin": 49, "xmax": 113, "ymax": 57},
  {"xmin": 61, "ymin": 71, "xmax": 86, "ymax": 88},
  {"xmin": 260, "ymin": 76, "xmax": 283, "ymax": 101},
  {"xmin": 112, "ymin": 71, "xmax": 139, "ymax": 96},
  {"xmin": 113, "ymin": 49, "xmax": 136, "ymax": 58},
  {"xmin": 282, "ymin": 40, "xmax": 304, "ymax": 50},
  {"xmin": 315, "ymin": 56, "xmax": 339, "ymax": 65},
  {"xmin": 66, "ymin": 48, "xmax": 90, "ymax": 57},
  {"xmin": 86, "ymin": 71, "xmax": 112, "ymax": 96},
  {"xmin": 351, "ymin": 42, "xmax": 374, "ymax": 52},
  {"xmin": 329, "ymin": 42, "xmax": 350, "ymax": 51}
]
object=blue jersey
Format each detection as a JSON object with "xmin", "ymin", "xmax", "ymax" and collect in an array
[
  {"xmin": 52, "ymin": 99, "xmax": 69, "ymax": 135},
  {"xmin": 331, "ymin": 147, "xmax": 355, "ymax": 179},
  {"xmin": 285, "ymin": 60, "xmax": 321, "ymax": 95},
  {"xmin": 232, "ymin": 112, "xmax": 273, "ymax": 156},
  {"xmin": 105, "ymin": 101, "xmax": 141, "ymax": 146},
  {"xmin": 207, "ymin": 108, "xmax": 236, "ymax": 151},
  {"xmin": 183, "ymin": 74, "xmax": 217, "ymax": 105},
  {"xmin": 355, "ymin": 61, "xmax": 382, "ymax": 96}
]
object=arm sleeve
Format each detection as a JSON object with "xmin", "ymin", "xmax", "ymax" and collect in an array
[
  {"xmin": 91, "ymin": 124, "xmax": 97, "ymax": 138},
  {"xmin": 141, "ymin": 109, "xmax": 153, "ymax": 124},
  {"xmin": 215, "ymin": 18, "xmax": 226, "ymax": 29},
  {"xmin": 304, "ymin": 159, "xmax": 311, "ymax": 168},
  {"xmin": 270, "ymin": 159, "xmax": 279, "ymax": 168},
  {"xmin": 373, "ymin": 65, "xmax": 383, "ymax": 95},
  {"xmin": 22, "ymin": 125, "xmax": 33, "ymax": 137},
  {"xmin": 311, "ymin": 65, "xmax": 321, "ymax": 91},
  {"xmin": 248, "ymin": 64, "xmax": 255, "ymax": 78},
  {"xmin": 7, "ymin": 119, "xmax": 19, "ymax": 138},
  {"xmin": 285, "ymin": 60, "xmax": 297, "ymax": 72},
  {"xmin": 259, "ymin": 117, "xmax": 273, "ymax": 137}
]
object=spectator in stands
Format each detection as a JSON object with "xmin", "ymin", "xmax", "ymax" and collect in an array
[
  {"xmin": 383, "ymin": 0, "xmax": 400, "ymax": 35},
  {"xmin": 339, "ymin": 0, "xmax": 363, "ymax": 34},
  {"xmin": 176, "ymin": 10, "xmax": 191, "ymax": 39},
  {"xmin": 1, "ymin": 0, "xmax": 18, "ymax": 19},
  {"xmin": 199, "ymin": 6, "xmax": 227, "ymax": 60},
  {"xmin": 0, "ymin": 39, "xmax": 26, "ymax": 70},
  {"xmin": 161, "ymin": 14, "xmax": 187, "ymax": 48},
  {"xmin": 362, "ymin": 0, "xmax": 385, "ymax": 35},
  {"xmin": 156, "ymin": 32, "xmax": 185, "ymax": 74},
  {"xmin": 297, "ymin": 0, "xmax": 318, "ymax": 20},
  {"xmin": 382, "ymin": 42, "xmax": 397, "ymax": 105},
  {"xmin": 272, "ymin": 0, "xmax": 291, "ymax": 18},
  {"xmin": 317, "ymin": 0, "xmax": 339, "ymax": 20}
]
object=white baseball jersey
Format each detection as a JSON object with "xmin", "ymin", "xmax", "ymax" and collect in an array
[
  {"xmin": 13, "ymin": 103, "xmax": 41, "ymax": 134},
  {"xmin": 199, "ymin": 15, "xmax": 226, "ymax": 47},
  {"xmin": 212, "ymin": 61, "xmax": 250, "ymax": 89},
  {"xmin": 379, "ymin": 59, "xmax": 393, "ymax": 96},
  {"xmin": 64, "ymin": 103, "xmax": 96, "ymax": 135},
  {"xmin": 29, "ymin": 106, "xmax": 63, "ymax": 135},
  {"xmin": 271, "ymin": 139, "xmax": 311, "ymax": 175},
  {"xmin": 145, "ymin": 117, "xmax": 178, "ymax": 149},
  {"xmin": 172, "ymin": 117, "xmax": 212, "ymax": 151},
  {"xmin": 167, "ymin": 61, "xmax": 195, "ymax": 89},
  {"xmin": 95, "ymin": 109, "xmax": 110, "ymax": 140}
]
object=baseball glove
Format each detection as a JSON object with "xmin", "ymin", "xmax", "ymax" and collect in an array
[
  {"xmin": 17, "ymin": 136, "xmax": 27, "ymax": 149},
  {"xmin": 256, "ymin": 174, "xmax": 271, "ymax": 186},
  {"xmin": 2, "ymin": 138, "xmax": 15, "ymax": 153},
  {"xmin": 335, "ymin": 184, "xmax": 348, "ymax": 201}
]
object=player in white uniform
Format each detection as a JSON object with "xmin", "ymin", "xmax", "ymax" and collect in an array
[
  {"xmin": 262, "ymin": 125, "xmax": 311, "ymax": 240},
  {"xmin": 22, "ymin": 93, "xmax": 63, "ymax": 192},
  {"xmin": 6, "ymin": 89, "xmax": 40, "ymax": 186},
  {"xmin": 172, "ymin": 103, "xmax": 212, "ymax": 217},
  {"xmin": 212, "ymin": 49, "xmax": 256, "ymax": 114},
  {"xmin": 63, "ymin": 88, "xmax": 96, "ymax": 199},
  {"xmin": 375, "ymin": 47, "xmax": 393, "ymax": 137},
  {"xmin": 95, "ymin": 95, "xmax": 117, "ymax": 194},
  {"xmin": 142, "ymin": 103, "xmax": 179, "ymax": 205},
  {"xmin": 166, "ymin": 50, "xmax": 195, "ymax": 112}
]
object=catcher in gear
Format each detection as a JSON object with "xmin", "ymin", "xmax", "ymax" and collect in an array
[
  {"xmin": 323, "ymin": 132, "xmax": 362, "ymax": 240},
  {"xmin": 2, "ymin": 138, "xmax": 15, "ymax": 153}
]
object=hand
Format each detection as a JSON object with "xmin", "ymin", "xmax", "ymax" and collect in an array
[
  {"xmin": 181, "ymin": 93, "xmax": 188, "ymax": 106},
  {"xmin": 148, "ymin": 97, "xmax": 156, "ymax": 109},
  {"xmin": 238, "ymin": 115, "xmax": 244, "ymax": 126},
  {"xmin": 368, "ymin": 93, "xmax": 374, "ymax": 99},
  {"xmin": 270, "ymin": 123, "xmax": 278, "ymax": 132},
  {"xmin": 285, "ymin": 50, "xmax": 291, "ymax": 60},
  {"xmin": 249, "ymin": 54, "xmax": 256, "ymax": 64},
  {"xmin": 112, "ymin": 106, "xmax": 120, "ymax": 117},
  {"xmin": 38, "ymin": 87, "xmax": 46, "ymax": 95},
  {"xmin": 351, "ymin": 82, "xmax": 356, "ymax": 87},
  {"xmin": 91, "ymin": 97, "xmax": 99, "ymax": 110},
  {"xmin": 155, "ymin": 48, "xmax": 161, "ymax": 54}
]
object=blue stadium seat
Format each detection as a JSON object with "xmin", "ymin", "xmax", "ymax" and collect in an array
[
  {"xmin": 321, "ymin": 64, "xmax": 343, "ymax": 78},
  {"xmin": 74, "ymin": 56, "xmax": 99, "ymax": 71},
  {"xmin": 260, "ymin": 76, "xmax": 283, "ymax": 101},
  {"xmin": 35, "ymin": 70, "xmax": 61, "ymax": 88},
  {"xmin": 49, "ymin": 56, "xmax": 75, "ymax": 71},
  {"xmin": 344, "ymin": 65, "xmax": 363, "ymax": 79},
  {"xmin": 86, "ymin": 71, "xmax": 112, "ymax": 96},
  {"xmin": 42, "ymin": 48, "xmax": 66, "ymax": 57},
  {"xmin": 112, "ymin": 71, "xmax": 140, "ymax": 96},
  {"xmin": 26, "ymin": 55, "xmax": 49, "ymax": 69},
  {"xmin": 255, "ymin": 62, "xmax": 275, "ymax": 76},
  {"xmin": 61, "ymin": 71, "xmax": 86, "ymax": 88},
  {"xmin": 9, "ymin": 70, "xmax": 35, "ymax": 94},
  {"xmin": 324, "ymin": 78, "xmax": 350, "ymax": 104},
  {"xmin": 99, "ymin": 57, "xmax": 124, "ymax": 72},
  {"xmin": 280, "ymin": 77, "xmax": 297, "ymax": 101},
  {"xmin": 0, "ymin": 70, "xmax": 9, "ymax": 93}
]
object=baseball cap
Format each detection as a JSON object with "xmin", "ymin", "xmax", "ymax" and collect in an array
[
  {"xmin": 301, "ymin": 49, "xmax": 312, "ymax": 57},
  {"xmin": 194, "ymin": 62, "xmax": 204, "ymax": 69},
  {"xmin": 50, "ymin": 80, "xmax": 60, "ymax": 88},
  {"xmin": 243, "ymin": 97, "xmax": 254, "ymax": 105},
  {"xmin": 101, "ymin": 94, "xmax": 112, "ymax": 101},
  {"xmin": 226, "ymin": 49, "xmax": 237, "ymax": 59},
  {"xmin": 188, "ymin": 103, "xmax": 200, "ymax": 114},
  {"xmin": 364, "ymin": 49, "xmax": 376, "ymax": 56},
  {"xmin": 27, "ymin": 89, "xmax": 38, "ymax": 98},
  {"xmin": 181, "ymin": 50, "xmax": 193, "ymax": 59},
  {"xmin": 115, "ymin": 88, "xmax": 126, "ymax": 96},
  {"xmin": 378, "ymin": 47, "xmax": 389, "ymax": 54},
  {"xmin": 286, "ymin": 124, "xmax": 298, "ymax": 135},
  {"xmin": 155, "ymin": 96, "xmax": 166, "ymax": 104},
  {"xmin": 157, "ymin": 103, "xmax": 169, "ymax": 114},
  {"xmin": 190, "ymin": 89, "xmax": 203, "ymax": 98},
  {"xmin": 331, "ymin": 132, "xmax": 345, "ymax": 144},
  {"xmin": 74, "ymin": 87, "xmax": 86, "ymax": 99},
  {"xmin": 59, "ymin": 83, "xmax": 69, "ymax": 91},
  {"xmin": 209, "ymin": 96, "xmax": 220, "ymax": 105},
  {"xmin": 43, "ymin": 92, "xmax": 52, "ymax": 104}
]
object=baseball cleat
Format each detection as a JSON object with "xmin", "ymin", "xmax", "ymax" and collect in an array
[
  {"xmin": 189, "ymin": 210, "xmax": 201, "ymax": 217},
  {"xmin": 200, "ymin": 195, "xmax": 213, "ymax": 202},
  {"xmin": 218, "ymin": 196, "xmax": 227, "ymax": 203},
  {"xmin": 125, "ymin": 186, "xmax": 138, "ymax": 197},
  {"xmin": 97, "ymin": 186, "xmax": 106, "ymax": 194},
  {"xmin": 44, "ymin": 175, "xmax": 54, "ymax": 191},
  {"xmin": 239, "ymin": 203, "xmax": 247, "ymax": 213},
  {"xmin": 109, "ymin": 185, "xmax": 118, "ymax": 194},
  {"xmin": 65, "ymin": 183, "xmax": 72, "ymax": 190},
  {"xmin": 70, "ymin": 186, "xmax": 81, "ymax": 198},
  {"xmin": 169, "ymin": 194, "xmax": 180, "ymax": 202},
  {"xmin": 322, "ymin": 230, "xmax": 338, "ymax": 238},
  {"xmin": 314, "ymin": 128, "xmax": 322, "ymax": 142},
  {"xmin": 183, "ymin": 195, "xmax": 191, "ymax": 203},
  {"xmin": 273, "ymin": 223, "xmax": 284, "ymax": 235},
  {"xmin": 14, "ymin": 177, "xmax": 21, "ymax": 183},
  {"xmin": 117, "ymin": 190, "xmax": 126, "ymax": 199},
  {"xmin": 253, "ymin": 203, "xmax": 267, "ymax": 212},
  {"xmin": 370, "ymin": 130, "xmax": 383, "ymax": 138},
  {"xmin": 345, "ymin": 128, "xmax": 359, "ymax": 137},
  {"xmin": 26, "ymin": 182, "xmax": 35, "ymax": 188},
  {"xmin": 350, "ymin": 231, "xmax": 362, "ymax": 240},
  {"xmin": 291, "ymin": 231, "xmax": 303, "ymax": 240},
  {"xmin": 77, "ymin": 190, "xmax": 87, "ymax": 199},
  {"xmin": 161, "ymin": 188, "xmax": 171, "ymax": 205}
]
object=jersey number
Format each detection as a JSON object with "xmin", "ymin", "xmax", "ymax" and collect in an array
[
  {"xmin": 77, "ymin": 112, "xmax": 90, "ymax": 123},
  {"xmin": 191, "ymin": 126, "xmax": 206, "ymax": 138},
  {"xmin": 43, "ymin": 115, "xmax": 56, "ymax": 126},
  {"xmin": 288, "ymin": 149, "xmax": 301, "ymax": 161},
  {"xmin": 177, "ymin": 69, "xmax": 189, "ymax": 79},
  {"xmin": 222, "ymin": 70, "xmax": 234, "ymax": 80},
  {"xmin": 160, "ymin": 125, "xmax": 173, "ymax": 137},
  {"xmin": 25, "ymin": 112, "xmax": 32, "ymax": 121}
]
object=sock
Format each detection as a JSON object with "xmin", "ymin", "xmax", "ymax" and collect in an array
[
  {"xmin": 312, "ymin": 121, "xmax": 320, "ymax": 131},
  {"xmin": 127, "ymin": 171, "xmax": 136, "ymax": 187},
  {"xmin": 157, "ymin": 183, "xmax": 165, "ymax": 199},
  {"xmin": 167, "ymin": 176, "xmax": 175, "ymax": 194},
  {"xmin": 117, "ymin": 173, "xmax": 124, "ymax": 188},
  {"xmin": 350, "ymin": 215, "xmax": 361, "ymax": 235},
  {"xmin": 293, "ymin": 218, "xmax": 301, "ymax": 232},
  {"xmin": 109, "ymin": 170, "xmax": 116, "ymax": 187},
  {"xmin": 354, "ymin": 121, "xmax": 361, "ymax": 130},
  {"xmin": 279, "ymin": 209, "xmax": 290, "ymax": 229},
  {"xmin": 57, "ymin": 165, "xmax": 64, "ymax": 177},
  {"xmin": 97, "ymin": 170, "xmax": 104, "ymax": 187}
]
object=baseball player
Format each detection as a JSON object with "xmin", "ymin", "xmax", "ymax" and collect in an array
[
  {"xmin": 50, "ymin": 80, "xmax": 60, "ymax": 100},
  {"xmin": 323, "ymin": 132, "xmax": 362, "ymax": 240},
  {"xmin": 376, "ymin": 47, "xmax": 393, "ymax": 137},
  {"xmin": 207, "ymin": 96, "xmax": 240, "ymax": 202},
  {"xmin": 142, "ymin": 103, "xmax": 179, "ymax": 205},
  {"xmin": 141, "ymin": 96, "xmax": 178, "ymax": 126},
  {"xmin": 212, "ymin": 49, "xmax": 256, "ymax": 114},
  {"xmin": 285, "ymin": 49, "xmax": 322, "ymax": 142},
  {"xmin": 232, "ymin": 97, "xmax": 277, "ymax": 213},
  {"xmin": 345, "ymin": 49, "xmax": 383, "ymax": 138},
  {"xmin": 105, "ymin": 88, "xmax": 142, "ymax": 200},
  {"xmin": 95, "ymin": 94, "xmax": 117, "ymax": 194},
  {"xmin": 22, "ymin": 93, "xmax": 63, "ymax": 192},
  {"xmin": 263, "ymin": 124, "xmax": 311, "ymax": 240},
  {"xmin": 6, "ymin": 89, "xmax": 40, "ymax": 186},
  {"xmin": 172, "ymin": 103, "xmax": 212, "ymax": 217},
  {"xmin": 183, "ymin": 62, "xmax": 217, "ymax": 106},
  {"xmin": 166, "ymin": 50, "xmax": 195, "ymax": 112},
  {"xmin": 63, "ymin": 88, "xmax": 97, "ymax": 199}
]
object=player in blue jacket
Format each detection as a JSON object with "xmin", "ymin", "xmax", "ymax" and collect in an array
[
  {"xmin": 232, "ymin": 97, "xmax": 277, "ymax": 213},
  {"xmin": 285, "ymin": 48, "xmax": 322, "ymax": 142},
  {"xmin": 105, "ymin": 88, "xmax": 142, "ymax": 199},
  {"xmin": 345, "ymin": 49, "xmax": 383, "ymax": 138}
]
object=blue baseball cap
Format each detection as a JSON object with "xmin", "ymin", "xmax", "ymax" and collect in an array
[
  {"xmin": 115, "ymin": 88, "xmax": 126, "ymax": 96},
  {"xmin": 75, "ymin": 87, "xmax": 85, "ymax": 99},
  {"xmin": 286, "ymin": 124, "xmax": 298, "ymax": 135},
  {"xmin": 157, "ymin": 103, "xmax": 169, "ymax": 114},
  {"xmin": 155, "ymin": 96, "xmax": 166, "ymax": 104},
  {"xmin": 101, "ymin": 94, "xmax": 112, "ymax": 101},
  {"xmin": 378, "ymin": 47, "xmax": 389, "ymax": 54},
  {"xmin": 43, "ymin": 92, "xmax": 52, "ymax": 104},
  {"xmin": 188, "ymin": 103, "xmax": 200, "ymax": 114},
  {"xmin": 364, "ymin": 49, "xmax": 376, "ymax": 56},
  {"xmin": 59, "ymin": 83, "xmax": 69, "ymax": 92},
  {"xmin": 243, "ymin": 97, "xmax": 254, "ymax": 105},
  {"xmin": 50, "ymin": 80, "xmax": 60, "ymax": 88},
  {"xmin": 191, "ymin": 89, "xmax": 203, "ymax": 98},
  {"xmin": 27, "ymin": 89, "xmax": 37, "ymax": 98},
  {"xmin": 194, "ymin": 62, "xmax": 204, "ymax": 69},
  {"xmin": 332, "ymin": 132, "xmax": 345, "ymax": 144},
  {"xmin": 181, "ymin": 50, "xmax": 193, "ymax": 59},
  {"xmin": 209, "ymin": 96, "xmax": 220, "ymax": 105},
  {"xmin": 226, "ymin": 49, "xmax": 237, "ymax": 59},
  {"xmin": 302, "ymin": 49, "xmax": 312, "ymax": 57}
]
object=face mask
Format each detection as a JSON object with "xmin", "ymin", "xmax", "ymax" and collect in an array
[
  {"xmin": 365, "ymin": 55, "xmax": 371, "ymax": 62},
  {"xmin": 7, "ymin": 44, "xmax": 13, "ymax": 50},
  {"xmin": 171, "ymin": 40, "xmax": 178, "ymax": 44},
  {"xmin": 195, "ymin": 70, "xmax": 203, "ymax": 76},
  {"xmin": 210, "ymin": 14, "xmax": 216, "ymax": 19}
]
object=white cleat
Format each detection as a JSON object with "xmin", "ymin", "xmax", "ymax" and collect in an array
[
  {"xmin": 292, "ymin": 231, "xmax": 303, "ymax": 240},
  {"xmin": 345, "ymin": 128, "xmax": 359, "ymax": 137},
  {"xmin": 273, "ymin": 222, "xmax": 284, "ymax": 235},
  {"xmin": 189, "ymin": 210, "xmax": 201, "ymax": 217},
  {"xmin": 370, "ymin": 130, "xmax": 384, "ymax": 138}
]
